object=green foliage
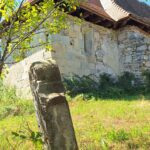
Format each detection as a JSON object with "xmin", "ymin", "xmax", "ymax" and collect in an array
[
  {"xmin": 99, "ymin": 73, "xmax": 114, "ymax": 88},
  {"xmin": 64, "ymin": 72, "xmax": 141, "ymax": 99},
  {"xmin": 0, "ymin": 0, "xmax": 80, "ymax": 75},
  {"xmin": 0, "ymin": 80, "xmax": 34, "ymax": 120},
  {"xmin": 142, "ymin": 69, "xmax": 150, "ymax": 92},
  {"xmin": 117, "ymin": 72, "xmax": 136, "ymax": 93},
  {"xmin": 0, "ymin": 65, "xmax": 9, "ymax": 80},
  {"xmin": 100, "ymin": 138, "xmax": 109, "ymax": 150},
  {"xmin": 0, "ymin": 79, "xmax": 17, "ymax": 101},
  {"xmin": 107, "ymin": 129, "xmax": 129, "ymax": 142},
  {"xmin": 11, "ymin": 123, "xmax": 43, "ymax": 149},
  {"xmin": 64, "ymin": 75, "xmax": 98, "ymax": 96},
  {"xmin": 0, "ymin": 98, "xmax": 150, "ymax": 149},
  {"xmin": 98, "ymin": 73, "xmax": 124, "ymax": 99}
]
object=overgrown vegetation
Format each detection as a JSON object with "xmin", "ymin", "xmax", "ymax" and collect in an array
[
  {"xmin": 0, "ymin": 80, "xmax": 34, "ymax": 120},
  {"xmin": 0, "ymin": 78, "xmax": 150, "ymax": 149},
  {"xmin": 0, "ymin": 80, "xmax": 40, "ymax": 149},
  {"xmin": 0, "ymin": 96, "xmax": 150, "ymax": 149},
  {"xmin": 64, "ymin": 72, "xmax": 149, "ymax": 99},
  {"xmin": 143, "ymin": 69, "xmax": 150, "ymax": 92}
]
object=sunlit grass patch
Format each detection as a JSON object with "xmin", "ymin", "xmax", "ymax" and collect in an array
[
  {"xmin": 70, "ymin": 99, "xmax": 150, "ymax": 149},
  {"xmin": 0, "ymin": 115, "xmax": 43, "ymax": 150},
  {"xmin": 0, "ymin": 94, "xmax": 150, "ymax": 149}
]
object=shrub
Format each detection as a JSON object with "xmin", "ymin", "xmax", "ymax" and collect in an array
[
  {"xmin": 12, "ymin": 125, "xmax": 43, "ymax": 149},
  {"xmin": 98, "ymin": 73, "xmax": 124, "ymax": 98},
  {"xmin": 99, "ymin": 73, "xmax": 115, "ymax": 89},
  {"xmin": 63, "ymin": 75, "xmax": 98, "ymax": 97},
  {"xmin": 142, "ymin": 70, "xmax": 150, "ymax": 92},
  {"xmin": 117, "ymin": 72, "xmax": 137, "ymax": 94},
  {"xmin": 99, "ymin": 86, "xmax": 124, "ymax": 99},
  {"xmin": 63, "ymin": 72, "xmax": 144, "ymax": 99}
]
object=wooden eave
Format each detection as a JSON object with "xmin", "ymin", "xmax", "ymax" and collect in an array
[
  {"xmin": 0, "ymin": 0, "xmax": 150, "ymax": 36},
  {"xmin": 70, "ymin": 7, "xmax": 115, "ymax": 29}
]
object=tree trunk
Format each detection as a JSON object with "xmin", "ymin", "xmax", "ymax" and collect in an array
[
  {"xmin": 0, "ymin": 62, "xmax": 4, "ymax": 76},
  {"xmin": 29, "ymin": 59, "xmax": 78, "ymax": 150}
]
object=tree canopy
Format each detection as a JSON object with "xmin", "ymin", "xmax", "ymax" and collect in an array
[{"xmin": 0, "ymin": 0, "xmax": 79, "ymax": 77}]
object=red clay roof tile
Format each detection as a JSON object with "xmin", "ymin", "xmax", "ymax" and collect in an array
[
  {"xmin": 80, "ymin": 0, "xmax": 113, "ymax": 21},
  {"xmin": 26, "ymin": 0, "xmax": 150, "ymax": 30}
]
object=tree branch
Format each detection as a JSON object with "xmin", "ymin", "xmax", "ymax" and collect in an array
[
  {"xmin": 7, "ymin": 0, "xmax": 25, "ymax": 38},
  {"xmin": 0, "ymin": 0, "xmax": 25, "ymax": 74},
  {"xmin": 16, "ymin": 42, "xmax": 51, "ymax": 50},
  {"xmin": 4, "ymin": 0, "xmax": 65, "ymax": 61}
]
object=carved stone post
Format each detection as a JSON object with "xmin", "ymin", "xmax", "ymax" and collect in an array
[{"xmin": 29, "ymin": 60, "xmax": 78, "ymax": 150}]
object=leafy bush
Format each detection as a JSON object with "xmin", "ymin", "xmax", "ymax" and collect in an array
[
  {"xmin": 63, "ymin": 72, "xmax": 143, "ymax": 99},
  {"xmin": 99, "ymin": 73, "xmax": 115, "ymax": 89},
  {"xmin": 99, "ymin": 87, "xmax": 124, "ymax": 99},
  {"xmin": 98, "ymin": 73, "xmax": 124, "ymax": 98},
  {"xmin": 117, "ymin": 72, "xmax": 137, "ymax": 94},
  {"xmin": 142, "ymin": 70, "xmax": 150, "ymax": 92},
  {"xmin": 12, "ymin": 123, "xmax": 43, "ymax": 149},
  {"xmin": 63, "ymin": 75, "xmax": 98, "ymax": 97}
]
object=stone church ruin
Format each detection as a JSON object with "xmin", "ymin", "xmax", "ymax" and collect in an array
[{"xmin": 4, "ymin": 0, "xmax": 150, "ymax": 98}]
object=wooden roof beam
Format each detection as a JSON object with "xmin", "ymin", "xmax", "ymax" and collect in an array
[
  {"xmin": 94, "ymin": 18, "xmax": 107, "ymax": 24},
  {"xmin": 82, "ymin": 11, "xmax": 91, "ymax": 19},
  {"xmin": 89, "ymin": 16, "xmax": 105, "ymax": 24},
  {"xmin": 99, "ymin": 20, "xmax": 113, "ymax": 28}
]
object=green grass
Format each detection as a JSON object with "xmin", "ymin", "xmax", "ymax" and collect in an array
[
  {"xmin": 71, "ymin": 98, "xmax": 150, "ymax": 149},
  {"xmin": 0, "ymin": 94, "xmax": 150, "ymax": 150}
]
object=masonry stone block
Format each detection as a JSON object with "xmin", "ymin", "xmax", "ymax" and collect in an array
[
  {"xmin": 144, "ymin": 55, "xmax": 148, "ymax": 60},
  {"xmin": 119, "ymin": 44, "xmax": 125, "ymax": 49},
  {"xmin": 128, "ymin": 32, "xmax": 143, "ymax": 40},
  {"xmin": 137, "ymin": 45, "xmax": 147, "ymax": 51},
  {"xmin": 94, "ymin": 31, "xmax": 100, "ymax": 41},
  {"xmin": 144, "ymin": 38, "xmax": 150, "ymax": 44},
  {"xmin": 118, "ymin": 33, "xmax": 126, "ymax": 41},
  {"xmin": 148, "ymin": 45, "xmax": 150, "ymax": 51},
  {"xmin": 145, "ymin": 61, "xmax": 150, "ymax": 67},
  {"xmin": 125, "ymin": 55, "xmax": 132, "ymax": 63}
]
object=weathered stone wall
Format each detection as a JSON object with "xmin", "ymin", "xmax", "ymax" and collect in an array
[
  {"xmin": 5, "ymin": 19, "xmax": 120, "ymax": 98},
  {"xmin": 51, "ymin": 21, "xmax": 119, "ymax": 77},
  {"xmin": 5, "ymin": 19, "xmax": 150, "ymax": 98},
  {"xmin": 118, "ymin": 26, "xmax": 150, "ymax": 82}
]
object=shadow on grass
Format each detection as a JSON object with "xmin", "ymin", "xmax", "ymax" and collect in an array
[
  {"xmin": 63, "ymin": 73, "xmax": 150, "ymax": 101},
  {"xmin": 66, "ymin": 92, "xmax": 150, "ymax": 101}
]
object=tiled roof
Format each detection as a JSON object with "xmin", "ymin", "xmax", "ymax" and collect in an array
[
  {"xmin": 81, "ymin": 0, "xmax": 150, "ymax": 31},
  {"xmin": 27, "ymin": 0, "xmax": 150, "ymax": 24},
  {"xmin": 6, "ymin": 0, "xmax": 148, "ymax": 33},
  {"xmin": 100, "ymin": 0, "xmax": 130, "ymax": 21},
  {"xmin": 85, "ymin": 0, "xmax": 150, "ymax": 23},
  {"xmin": 115, "ymin": 0, "xmax": 150, "ymax": 19},
  {"xmin": 80, "ymin": 0, "xmax": 113, "ymax": 21}
]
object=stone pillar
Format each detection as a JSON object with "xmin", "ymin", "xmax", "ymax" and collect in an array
[{"xmin": 29, "ymin": 59, "xmax": 78, "ymax": 150}]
